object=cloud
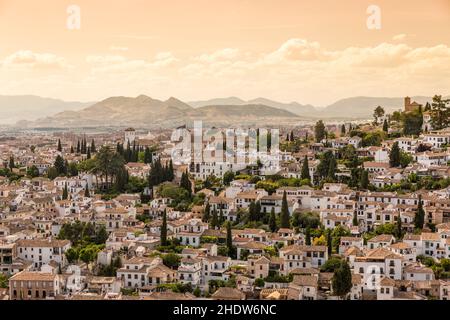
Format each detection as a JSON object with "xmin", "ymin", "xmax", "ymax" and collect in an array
[
  {"xmin": 265, "ymin": 38, "xmax": 325, "ymax": 62},
  {"xmin": 195, "ymin": 48, "xmax": 240, "ymax": 63},
  {"xmin": 392, "ymin": 34, "xmax": 407, "ymax": 41},
  {"xmin": 86, "ymin": 52, "xmax": 178, "ymax": 74},
  {"xmin": 109, "ymin": 46, "xmax": 129, "ymax": 52},
  {"xmin": 1, "ymin": 50, "xmax": 70, "ymax": 70},
  {"xmin": 1, "ymin": 39, "xmax": 449, "ymax": 105}
]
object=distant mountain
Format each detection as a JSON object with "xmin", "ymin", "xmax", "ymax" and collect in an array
[
  {"xmin": 0, "ymin": 95, "xmax": 92, "ymax": 124},
  {"xmin": 33, "ymin": 95, "xmax": 199, "ymax": 128},
  {"xmin": 189, "ymin": 97, "xmax": 317, "ymax": 116},
  {"xmin": 247, "ymin": 98, "xmax": 317, "ymax": 116},
  {"xmin": 12, "ymin": 94, "xmax": 450, "ymax": 128},
  {"xmin": 26, "ymin": 96, "xmax": 301, "ymax": 128},
  {"xmin": 317, "ymin": 96, "xmax": 450, "ymax": 119},
  {"xmin": 188, "ymin": 97, "xmax": 247, "ymax": 108},
  {"xmin": 195, "ymin": 104, "xmax": 297, "ymax": 119},
  {"xmin": 190, "ymin": 95, "xmax": 449, "ymax": 120}
]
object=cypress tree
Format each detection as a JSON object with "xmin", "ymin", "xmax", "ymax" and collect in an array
[
  {"xmin": 327, "ymin": 156, "xmax": 336, "ymax": 180},
  {"xmin": 360, "ymin": 170, "xmax": 369, "ymax": 189},
  {"xmin": 249, "ymin": 201, "xmax": 256, "ymax": 221},
  {"xmin": 290, "ymin": 131, "xmax": 294, "ymax": 142},
  {"xmin": 161, "ymin": 209, "xmax": 168, "ymax": 246},
  {"xmin": 226, "ymin": 221, "xmax": 233, "ymax": 257},
  {"xmin": 301, "ymin": 155, "xmax": 310, "ymax": 180},
  {"xmin": 219, "ymin": 209, "xmax": 224, "ymax": 225},
  {"xmin": 332, "ymin": 260, "xmax": 352, "ymax": 299},
  {"xmin": 211, "ymin": 208, "xmax": 219, "ymax": 229},
  {"xmin": 352, "ymin": 211, "xmax": 358, "ymax": 226},
  {"xmin": 305, "ymin": 227, "xmax": 311, "ymax": 245},
  {"xmin": 76, "ymin": 140, "xmax": 80, "ymax": 153},
  {"xmin": 396, "ymin": 215, "xmax": 403, "ymax": 239},
  {"xmin": 341, "ymin": 124, "xmax": 346, "ymax": 135},
  {"xmin": 280, "ymin": 191, "xmax": 290, "ymax": 228},
  {"xmin": 203, "ymin": 203, "xmax": 211, "ymax": 222},
  {"xmin": 9, "ymin": 156, "xmax": 15, "ymax": 170},
  {"xmin": 84, "ymin": 185, "xmax": 90, "ymax": 198},
  {"xmin": 144, "ymin": 147, "xmax": 152, "ymax": 164},
  {"xmin": 57, "ymin": 139, "xmax": 62, "ymax": 152},
  {"xmin": 180, "ymin": 170, "xmax": 192, "ymax": 197},
  {"xmin": 382, "ymin": 119, "xmax": 389, "ymax": 132},
  {"xmin": 269, "ymin": 208, "xmax": 277, "ymax": 232},
  {"xmin": 255, "ymin": 201, "xmax": 261, "ymax": 221},
  {"xmin": 54, "ymin": 155, "xmax": 66, "ymax": 175},
  {"xmin": 86, "ymin": 147, "xmax": 91, "ymax": 160},
  {"xmin": 389, "ymin": 142, "xmax": 401, "ymax": 167},
  {"xmin": 91, "ymin": 139, "xmax": 96, "ymax": 153},
  {"xmin": 414, "ymin": 195, "xmax": 425, "ymax": 230},
  {"xmin": 62, "ymin": 183, "xmax": 68, "ymax": 200},
  {"xmin": 327, "ymin": 229, "xmax": 332, "ymax": 256},
  {"xmin": 168, "ymin": 159, "xmax": 174, "ymax": 181},
  {"xmin": 70, "ymin": 145, "xmax": 74, "ymax": 153}
]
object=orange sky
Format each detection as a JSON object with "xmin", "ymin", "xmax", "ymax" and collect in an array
[{"xmin": 0, "ymin": 0, "xmax": 449, "ymax": 105}]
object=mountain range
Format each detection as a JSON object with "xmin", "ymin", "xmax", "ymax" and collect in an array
[
  {"xmin": 0, "ymin": 95, "xmax": 92, "ymax": 124},
  {"xmin": 3, "ymin": 94, "xmax": 448, "ymax": 129}
]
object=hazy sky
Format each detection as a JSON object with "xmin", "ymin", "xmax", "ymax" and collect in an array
[{"xmin": 0, "ymin": 0, "xmax": 449, "ymax": 105}]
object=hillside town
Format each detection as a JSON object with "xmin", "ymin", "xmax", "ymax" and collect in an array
[{"xmin": 0, "ymin": 95, "xmax": 450, "ymax": 301}]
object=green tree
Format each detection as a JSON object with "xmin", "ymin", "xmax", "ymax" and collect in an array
[
  {"xmin": 301, "ymin": 156, "xmax": 310, "ymax": 180},
  {"xmin": 340, "ymin": 124, "xmax": 346, "ymax": 136},
  {"xmin": 91, "ymin": 139, "xmax": 97, "ymax": 153},
  {"xmin": 54, "ymin": 155, "xmax": 66, "ymax": 175},
  {"xmin": 373, "ymin": 106, "xmax": 385, "ymax": 124},
  {"xmin": 326, "ymin": 229, "xmax": 332, "ymax": 256},
  {"xmin": 65, "ymin": 247, "xmax": 79, "ymax": 263},
  {"xmin": 203, "ymin": 202, "xmax": 211, "ymax": 222},
  {"xmin": 403, "ymin": 109, "xmax": 423, "ymax": 136},
  {"xmin": 317, "ymin": 150, "xmax": 337, "ymax": 180},
  {"xmin": 68, "ymin": 162, "xmax": 78, "ymax": 176},
  {"xmin": 305, "ymin": 227, "xmax": 311, "ymax": 245},
  {"xmin": 193, "ymin": 287, "xmax": 201, "ymax": 297},
  {"xmin": 226, "ymin": 221, "xmax": 233, "ymax": 257},
  {"xmin": 321, "ymin": 256, "xmax": 342, "ymax": 272},
  {"xmin": 332, "ymin": 260, "xmax": 352, "ymax": 299},
  {"xmin": 143, "ymin": 147, "xmax": 152, "ymax": 164},
  {"xmin": 62, "ymin": 183, "xmax": 68, "ymax": 200},
  {"xmin": 57, "ymin": 139, "xmax": 62, "ymax": 152},
  {"xmin": 223, "ymin": 171, "xmax": 235, "ymax": 186},
  {"xmin": 414, "ymin": 195, "xmax": 425, "ymax": 230},
  {"xmin": 161, "ymin": 209, "xmax": 168, "ymax": 246},
  {"xmin": 162, "ymin": 253, "xmax": 181, "ymax": 269},
  {"xmin": 389, "ymin": 142, "xmax": 401, "ymax": 167},
  {"xmin": 382, "ymin": 119, "xmax": 389, "ymax": 132},
  {"xmin": 95, "ymin": 225, "xmax": 108, "ymax": 244},
  {"xmin": 430, "ymin": 95, "xmax": 450, "ymax": 130},
  {"xmin": 314, "ymin": 120, "xmax": 326, "ymax": 142},
  {"xmin": 47, "ymin": 167, "xmax": 58, "ymax": 180},
  {"xmin": 396, "ymin": 215, "xmax": 403, "ymax": 239},
  {"xmin": 352, "ymin": 211, "xmax": 358, "ymax": 226},
  {"xmin": 180, "ymin": 171, "xmax": 192, "ymax": 197},
  {"xmin": 360, "ymin": 170, "xmax": 369, "ymax": 189},
  {"xmin": 210, "ymin": 208, "xmax": 219, "ymax": 229},
  {"xmin": 27, "ymin": 165, "xmax": 39, "ymax": 178},
  {"xmin": 269, "ymin": 208, "xmax": 277, "ymax": 232},
  {"xmin": 280, "ymin": 191, "xmax": 290, "ymax": 228},
  {"xmin": 9, "ymin": 156, "xmax": 15, "ymax": 170}
]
